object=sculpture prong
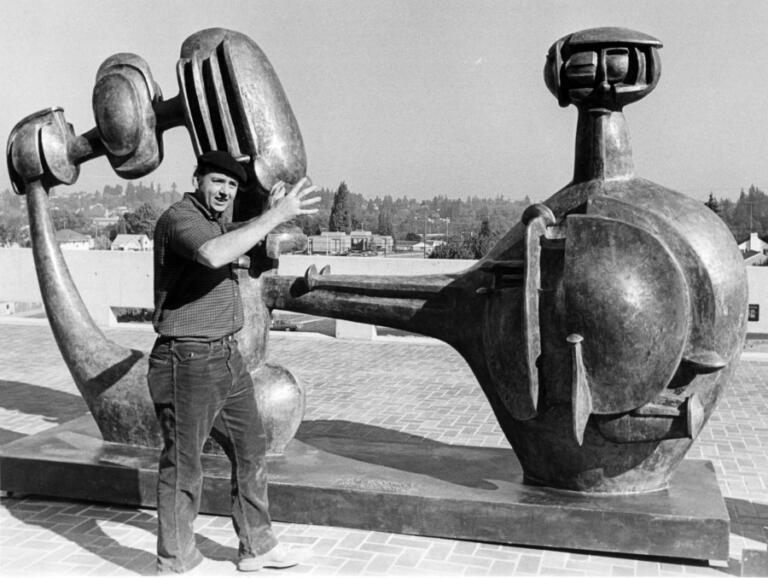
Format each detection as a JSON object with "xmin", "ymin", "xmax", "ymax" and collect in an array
[
  {"xmin": 685, "ymin": 393, "xmax": 704, "ymax": 439},
  {"xmin": 568, "ymin": 334, "xmax": 592, "ymax": 446},
  {"xmin": 522, "ymin": 203, "xmax": 558, "ymax": 414},
  {"xmin": 305, "ymin": 264, "xmax": 320, "ymax": 290}
]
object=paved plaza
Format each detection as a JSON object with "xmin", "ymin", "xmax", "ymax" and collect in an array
[{"xmin": 0, "ymin": 317, "xmax": 767, "ymax": 577}]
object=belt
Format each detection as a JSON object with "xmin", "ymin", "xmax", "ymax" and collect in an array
[
  {"xmin": 208, "ymin": 334, "xmax": 237, "ymax": 346},
  {"xmin": 157, "ymin": 333, "xmax": 237, "ymax": 345}
]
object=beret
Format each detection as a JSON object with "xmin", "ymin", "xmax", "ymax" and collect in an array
[{"xmin": 196, "ymin": 150, "xmax": 247, "ymax": 184}]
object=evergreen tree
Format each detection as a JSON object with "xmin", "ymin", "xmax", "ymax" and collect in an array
[
  {"xmin": 377, "ymin": 195, "xmax": 394, "ymax": 236},
  {"xmin": 429, "ymin": 218, "xmax": 498, "ymax": 259},
  {"xmin": 476, "ymin": 218, "xmax": 493, "ymax": 256},
  {"xmin": 704, "ymin": 192, "xmax": 720, "ymax": 214},
  {"xmin": 328, "ymin": 181, "xmax": 352, "ymax": 233}
]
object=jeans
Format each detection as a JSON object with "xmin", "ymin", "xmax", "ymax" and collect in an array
[{"xmin": 147, "ymin": 336, "xmax": 278, "ymax": 574}]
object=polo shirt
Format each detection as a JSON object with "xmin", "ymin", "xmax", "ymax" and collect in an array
[{"xmin": 152, "ymin": 191, "xmax": 244, "ymax": 339}]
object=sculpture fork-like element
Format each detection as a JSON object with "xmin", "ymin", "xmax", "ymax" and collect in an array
[{"xmin": 7, "ymin": 29, "xmax": 308, "ymax": 453}]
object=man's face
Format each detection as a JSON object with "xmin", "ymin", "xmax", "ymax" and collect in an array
[{"xmin": 197, "ymin": 171, "xmax": 239, "ymax": 214}]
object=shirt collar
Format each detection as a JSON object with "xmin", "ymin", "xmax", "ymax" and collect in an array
[{"xmin": 186, "ymin": 191, "xmax": 221, "ymax": 222}]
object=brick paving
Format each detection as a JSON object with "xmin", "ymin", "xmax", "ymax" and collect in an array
[{"xmin": 1, "ymin": 318, "xmax": 767, "ymax": 576}]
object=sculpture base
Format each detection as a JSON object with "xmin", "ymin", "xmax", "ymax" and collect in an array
[{"xmin": 0, "ymin": 416, "xmax": 728, "ymax": 562}]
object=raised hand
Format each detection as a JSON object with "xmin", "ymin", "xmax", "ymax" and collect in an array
[{"xmin": 269, "ymin": 177, "xmax": 321, "ymax": 221}]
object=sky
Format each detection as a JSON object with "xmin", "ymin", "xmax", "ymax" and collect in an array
[{"xmin": 0, "ymin": 0, "xmax": 765, "ymax": 203}]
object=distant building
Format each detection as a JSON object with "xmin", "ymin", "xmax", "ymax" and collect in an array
[
  {"xmin": 350, "ymin": 231, "xmax": 394, "ymax": 254},
  {"xmin": 111, "ymin": 233, "xmax": 153, "ymax": 251},
  {"xmin": 372, "ymin": 235, "xmax": 394, "ymax": 254},
  {"xmin": 737, "ymin": 232, "xmax": 768, "ymax": 266},
  {"xmin": 412, "ymin": 239, "xmax": 445, "ymax": 257},
  {"xmin": 92, "ymin": 216, "xmax": 120, "ymax": 229},
  {"xmin": 394, "ymin": 240, "xmax": 418, "ymax": 252},
  {"xmin": 737, "ymin": 232, "xmax": 768, "ymax": 254},
  {"xmin": 350, "ymin": 230, "xmax": 373, "ymax": 252},
  {"xmin": 55, "ymin": 229, "xmax": 93, "ymax": 250},
  {"xmin": 308, "ymin": 231, "xmax": 394, "ymax": 255},
  {"xmin": 308, "ymin": 231, "xmax": 350, "ymax": 255}
]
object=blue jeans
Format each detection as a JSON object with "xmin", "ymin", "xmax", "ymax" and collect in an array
[{"xmin": 147, "ymin": 336, "xmax": 278, "ymax": 574}]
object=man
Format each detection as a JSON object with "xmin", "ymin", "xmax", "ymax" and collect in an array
[{"xmin": 148, "ymin": 150, "xmax": 320, "ymax": 574}]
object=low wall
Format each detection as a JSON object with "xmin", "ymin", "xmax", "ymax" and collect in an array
[
  {"xmin": 0, "ymin": 248, "xmax": 153, "ymax": 325},
  {"xmin": 748, "ymin": 266, "xmax": 768, "ymax": 336},
  {"xmin": 0, "ymin": 247, "xmax": 765, "ymax": 337},
  {"xmin": 0, "ymin": 249, "xmax": 473, "ymax": 328}
]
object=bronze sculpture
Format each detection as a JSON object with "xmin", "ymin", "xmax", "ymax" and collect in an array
[
  {"xmin": 5, "ymin": 26, "xmax": 747, "ymax": 499},
  {"xmin": 263, "ymin": 27, "xmax": 748, "ymax": 493},
  {"xmin": 7, "ymin": 28, "xmax": 308, "ymax": 454}
]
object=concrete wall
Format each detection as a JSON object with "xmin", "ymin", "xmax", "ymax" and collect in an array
[
  {"xmin": 0, "ymin": 249, "xmax": 473, "ymax": 328},
  {"xmin": 276, "ymin": 254, "xmax": 474, "ymax": 276},
  {"xmin": 748, "ymin": 266, "xmax": 768, "ymax": 335},
  {"xmin": 0, "ymin": 247, "xmax": 765, "ymax": 337},
  {"xmin": 0, "ymin": 248, "xmax": 153, "ymax": 325}
]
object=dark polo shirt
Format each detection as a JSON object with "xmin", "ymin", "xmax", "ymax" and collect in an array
[{"xmin": 152, "ymin": 191, "xmax": 243, "ymax": 339}]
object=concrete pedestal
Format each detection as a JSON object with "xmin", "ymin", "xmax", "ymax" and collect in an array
[
  {"xmin": 335, "ymin": 320, "xmax": 377, "ymax": 340},
  {"xmin": 0, "ymin": 415, "xmax": 729, "ymax": 562}
]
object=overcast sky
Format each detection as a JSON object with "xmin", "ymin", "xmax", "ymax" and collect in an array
[{"xmin": 1, "ymin": 0, "xmax": 765, "ymax": 202}]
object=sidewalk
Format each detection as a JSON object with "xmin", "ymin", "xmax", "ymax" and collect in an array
[{"xmin": 1, "ymin": 318, "xmax": 767, "ymax": 576}]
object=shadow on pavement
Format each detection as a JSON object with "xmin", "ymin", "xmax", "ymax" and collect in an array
[
  {"xmin": 0, "ymin": 380, "xmax": 88, "ymax": 444},
  {"xmin": 726, "ymin": 497, "xmax": 768, "ymax": 545},
  {"xmin": 0, "ymin": 380, "xmax": 87, "ymax": 419},
  {"xmin": 297, "ymin": 419, "xmax": 521, "ymax": 491},
  {"xmin": 0, "ymin": 428, "xmax": 26, "ymax": 445},
  {"xmin": 3, "ymin": 496, "xmax": 237, "ymax": 575}
]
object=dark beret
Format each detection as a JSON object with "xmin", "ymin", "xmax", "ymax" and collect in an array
[{"xmin": 196, "ymin": 150, "xmax": 247, "ymax": 184}]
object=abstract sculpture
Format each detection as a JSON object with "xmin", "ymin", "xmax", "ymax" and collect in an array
[
  {"xmin": 6, "ymin": 26, "xmax": 747, "ymax": 500},
  {"xmin": 7, "ymin": 28, "xmax": 309, "ymax": 453},
  {"xmin": 265, "ymin": 27, "xmax": 748, "ymax": 493}
]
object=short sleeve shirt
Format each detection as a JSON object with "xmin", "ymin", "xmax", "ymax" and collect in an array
[{"xmin": 152, "ymin": 192, "xmax": 243, "ymax": 339}]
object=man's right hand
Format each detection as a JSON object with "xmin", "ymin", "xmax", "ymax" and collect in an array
[
  {"xmin": 268, "ymin": 177, "xmax": 321, "ymax": 222},
  {"xmin": 197, "ymin": 177, "xmax": 320, "ymax": 269}
]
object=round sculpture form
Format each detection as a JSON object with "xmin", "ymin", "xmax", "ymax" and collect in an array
[
  {"xmin": 264, "ymin": 27, "xmax": 748, "ymax": 494},
  {"xmin": 252, "ymin": 364, "xmax": 306, "ymax": 456}
]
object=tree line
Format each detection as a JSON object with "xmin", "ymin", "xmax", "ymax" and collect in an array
[
  {"xmin": 0, "ymin": 181, "xmax": 180, "ymax": 249},
  {"xmin": 1, "ymin": 180, "xmax": 766, "ymax": 258},
  {"xmin": 705, "ymin": 185, "xmax": 768, "ymax": 242}
]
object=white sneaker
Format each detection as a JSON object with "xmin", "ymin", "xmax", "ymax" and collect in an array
[
  {"xmin": 237, "ymin": 544, "xmax": 314, "ymax": 571},
  {"xmin": 188, "ymin": 556, "xmax": 234, "ymax": 576}
]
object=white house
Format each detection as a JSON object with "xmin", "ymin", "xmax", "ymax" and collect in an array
[
  {"xmin": 738, "ymin": 232, "xmax": 768, "ymax": 253},
  {"xmin": 111, "ymin": 234, "xmax": 153, "ymax": 251},
  {"xmin": 55, "ymin": 229, "xmax": 93, "ymax": 250},
  {"xmin": 412, "ymin": 240, "xmax": 445, "ymax": 257},
  {"xmin": 738, "ymin": 232, "xmax": 768, "ymax": 266}
]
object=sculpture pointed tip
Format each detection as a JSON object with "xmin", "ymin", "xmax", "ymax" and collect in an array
[
  {"xmin": 568, "ymin": 333, "xmax": 592, "ymax": 446},
  {"xmin": 682, "ymin": 350, "xmax": 726, "ymax": 374}
]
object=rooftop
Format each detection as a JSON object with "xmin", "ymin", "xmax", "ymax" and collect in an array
[
  {"xmin": 1, "ymin": 318, "xmax": 767, "ymax": 576},
  {"xmin": 112, "ymin": 234, "xmax": 150, "ymax": 242},
  {"xmin": 54, "ymin": 229, "xmax": 92, "ymax": 243}
]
